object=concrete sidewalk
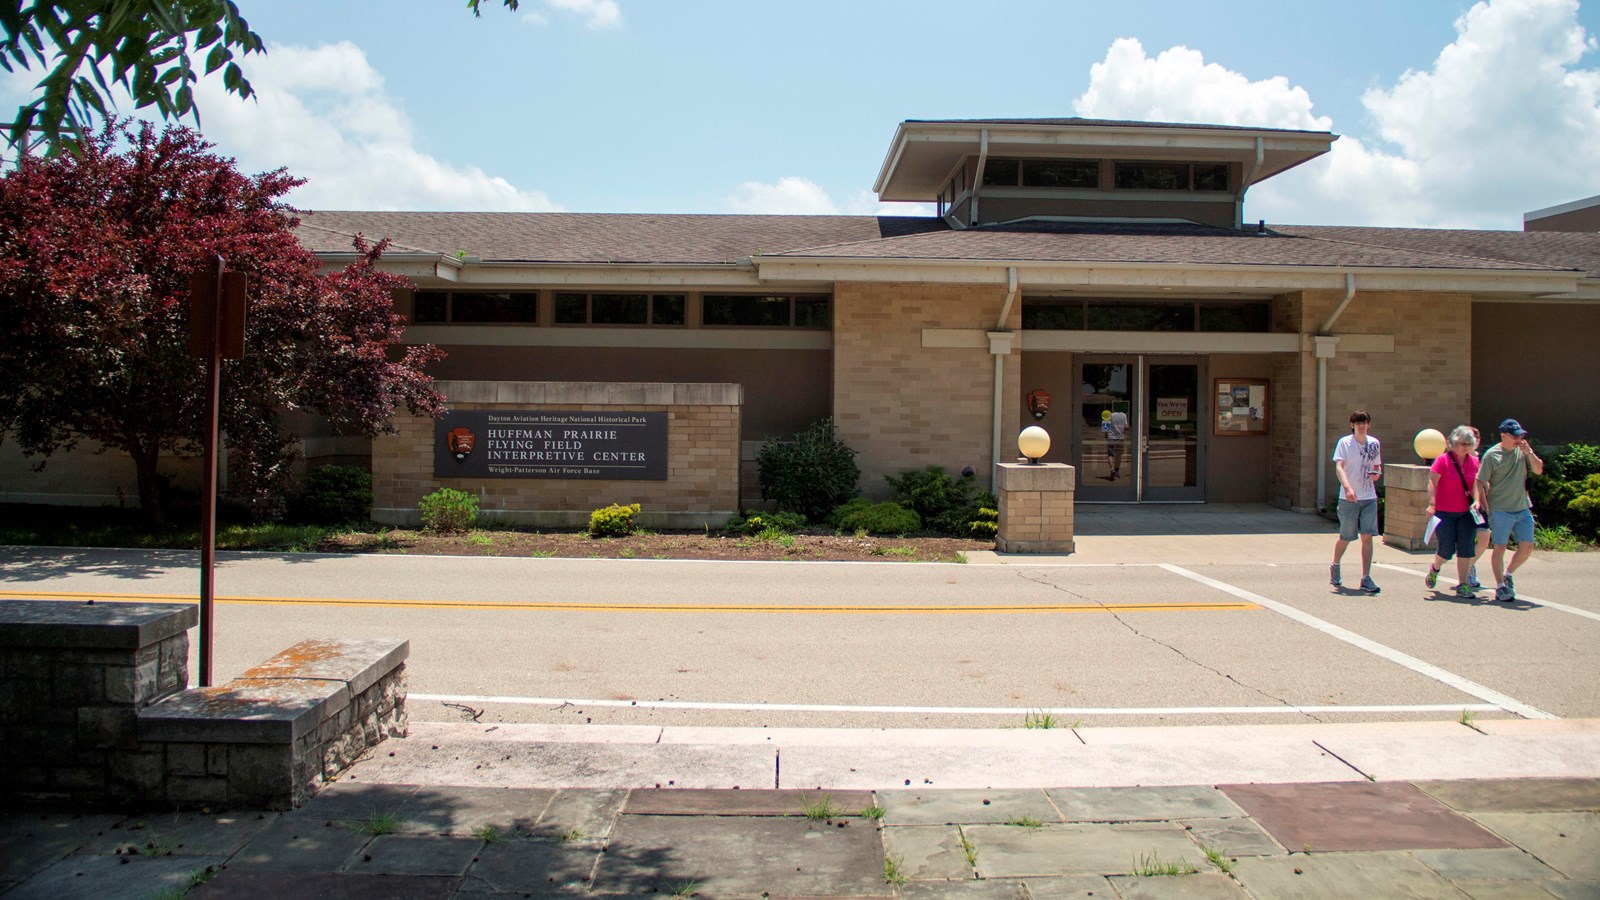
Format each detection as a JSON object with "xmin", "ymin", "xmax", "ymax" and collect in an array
[{"xmin": 5, "ymin": 719, "xmax": 1598, "ymax": 898}]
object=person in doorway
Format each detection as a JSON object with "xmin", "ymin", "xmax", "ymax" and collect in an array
[
  {"xmin": 1331, "ymin": 410, "xmax": 1382, "ymax": 593},
  {"xmin": 1103, "ymin": 408, "xmax": 1130, "ymax": 481},
  {"xmin": 1478, "ymin": 418, "xmax": 1544, "ymax": 601},
  {"xmin": 1424, "ymin": 426, "xmax": 1483, "ymax": 597}
]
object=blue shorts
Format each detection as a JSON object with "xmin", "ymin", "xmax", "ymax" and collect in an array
[
  {"xmin": 1490, "ymin": 508, "xmax": 1535, "ymax": 546},
  {"xmin": 1433, "ymin": 510, "xmax": 1476, "ymax": 561},
  {"xmin": 1337, "ymin": 498, "xmax": 1379, "ymax": 541}
]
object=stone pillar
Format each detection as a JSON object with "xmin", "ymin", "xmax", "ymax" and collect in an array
[
  {"xmin": 1383, "ymin": 463, "xmax": 1432, "ymax": 550},
  {"xmin": 995, "ymin": 462, "xmax": 1075, "ymax": 554}
]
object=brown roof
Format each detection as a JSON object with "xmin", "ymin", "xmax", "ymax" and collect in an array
[
  {"xmin": 295, "ymin": 211, "xmax": 1599, "ymax": 277},
  {"xmin": 296, "ymin": 211, "xmax": 944, "ymax": 265},
  {"xmin": 1273, "ymin": 225, "xmax": 1600, "ymax": 280},
  {"xmin": 766, "ymin": 220, "xmax": 1580, "ymax": 272},
  {"xmin": 904, "ymin": 117, "xmax": 1331, "ymax": 136}
]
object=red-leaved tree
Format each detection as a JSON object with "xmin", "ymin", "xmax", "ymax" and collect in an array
[{"xmin": 0, "ymin": 120, "xmax": 444, "ymax": 521}]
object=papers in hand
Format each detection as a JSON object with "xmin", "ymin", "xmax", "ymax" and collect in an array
[{"xmin": 1424, "ymin": 515, "xmax": 1441, "ymax": 546}]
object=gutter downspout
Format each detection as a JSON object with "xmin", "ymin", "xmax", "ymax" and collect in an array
[
  {"xmin": 990, "ymin": 266, "xmax": 1019, "ymax": 478},
  {"xmin": 1315, "ymin": 273, "xmax": 1356, "ymax": 511},
  {"xmin": 1237, "ymin": 137, "xmax": 1264, "ymax": 229},
  {"xmin": 970, "ymin": 129, "xmax": 989, "ymax": 227}
]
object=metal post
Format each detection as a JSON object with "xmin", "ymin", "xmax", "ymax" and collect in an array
[{"xmin": 198, "ymin": 254, "xmax": 224, "ymax": 687}]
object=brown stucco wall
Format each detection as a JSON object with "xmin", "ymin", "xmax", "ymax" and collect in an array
[
  {"xmin": 371, "ymin": 382, "xmax": 741, "ymax": 528},
  {"xmin": 1472, "ymin": 302, "xmax": 1600, "ymax": 445},
  {"xmin": 831, "ymin": 282, "xmax": 1020, "ymax": 498}
]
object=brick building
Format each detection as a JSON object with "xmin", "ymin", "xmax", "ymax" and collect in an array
[{"xmin": 7, "ymin": 117, "xmax": 1599, "ymax": 526}]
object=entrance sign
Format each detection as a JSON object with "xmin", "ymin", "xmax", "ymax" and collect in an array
[
  {"xmin": 435, "ymin": 410, "xmax": 668, "ymax": 480},
  {"xmin": 1155, "ymin": 397, "xmax": 1189, "ymax": 422}
]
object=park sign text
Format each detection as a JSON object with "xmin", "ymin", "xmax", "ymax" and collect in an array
[{"xmin": 435, "ymin": 410, "xmax": 667, "ymax": 480}]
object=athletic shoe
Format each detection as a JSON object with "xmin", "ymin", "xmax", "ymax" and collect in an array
[
  {"xmin": 1330, "ymin": 564, "xmax": 1341, "ymax": 587},
  {"xmin": 1495, "ymin": 583, "xmax": 1514, "ymax": 602},
  {"xmin": 1455, "ymin": 583, "xmax": 1477, "ymax": 598},
  {"xmin": 1359, "ymin": 576, "xmax": 1380, "ymax": 594},
  {"xmin": 1506, "ymin": 573, "xmax": 1515, "ymax": 594},
  {"xmin": 1425, "ymin": 566, "xmax": 1440, "ymax": 589},
  {"xmin": 1468, "ymin": 565, "xmax": 1480, "ymax": 589}
]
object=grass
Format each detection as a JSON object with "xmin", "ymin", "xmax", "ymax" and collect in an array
[
  {"xmin": 870, "ymin": 546, "xmax": 919, "ymax": 558},
  {"xmin": 1132, "ymin": 850, "xmax": 1199, "ymax": 876},
  {"xmin": 350, "ymin": 812, "xmax": 402, "ymax": 836},
  {"xmin": 1460, "ymin": 708, "xmax": 1480, "ymax": 727},
  {"xmin": 958, "ymin": 831, "xmax": 979, "ymax": 867},
  {"xmin": 1536, "ymin": 523, "xmax": 1585, "ymax": 551},
  {"xmin": 558, "ymin": 827, "xmax": 587, "ymax": 842},
  {"xmin": 1007, "ymin": 816, "xmax": 1044, "ymax": 829},
  {"xmin": 1022, "ymin": 710, "xmax": 1059, "ymax": 729},
  {"xmin": 466, "ymin": 532, "xmax": 494, "ymax": 547},
  {"xmin": 667, "ymin": 879, "xmax": 703, "ymax": 897},
  {"xmin": 472, "ymin": 824, "xmax": 503, "ymax": 843},
  {"xmin": 883, "ymin": 853, "xmax": 909, "ymax": 885},
  {"xmin": 1201, "ymin": 845, "xmax": 1234, "ymax": 874},
  {"xmin": 0, "ymin": 506, "xmax": 341, "ymax": 552},
  {"xmin": 801, "ymin": 793, "xmax": 844, "ymax": 820},
  {"xmin": 861, "ymin": 804, "xmax": 885, "ymax": 820}
]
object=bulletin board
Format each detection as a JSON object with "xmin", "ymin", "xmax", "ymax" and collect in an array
[{"xmin": 1214, "ymin": 378, "xmax": 1269, "ymax": 435}]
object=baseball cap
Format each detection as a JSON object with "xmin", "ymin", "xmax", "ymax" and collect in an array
[{"xmin": 1497, "ymin": 418, "xmax": 1528, "ymax": 437}]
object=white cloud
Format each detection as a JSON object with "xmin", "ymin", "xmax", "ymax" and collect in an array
[
  {"xmin": 545, "ymin": 0, "xmax": 622, "ymax": 29},
  {"xmin": 725, "ymin": 178, "xmax": 935, "ymax": 218},
  {"xmin": 188, "ymin": 42, "xmax": 560, "ymax": 212},
  {"xmin": 1072, "ymin": 0, "xmax": 1600, "ymax": 228},
  {"xmin": 521, "ymin": 11, "xmax": 549, "ymax": 26}
]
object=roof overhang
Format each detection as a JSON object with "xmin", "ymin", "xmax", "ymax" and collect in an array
[{"xmin": 873, "ymin": 121, "xmax": 1337, "ymax": 202}]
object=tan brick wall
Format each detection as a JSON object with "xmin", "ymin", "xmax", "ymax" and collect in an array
[
  {"xmin": 1273, "ymin": 290, "xmax": 1473, "ymax": 512},
  {"xmin": 372, "ymin": 383, "xmax": 740, "ymax": 528},
  {"xmin": 832, "ymin": 282, "xmax": 1020, "ymax": 498},
  {"xmin": 994, "ymin": 463, "xmax": 1075, "ymax": 553}
]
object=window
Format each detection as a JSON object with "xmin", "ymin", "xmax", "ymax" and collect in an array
[
  {"xmin": 982, "ymin": 158, "xmax": 1020, "ymax": 187},
  {"xmin": 553, "ymin": 293, "xmax": 686, "ymax": 326},
  {"xmin": 410, "ymin": 291, "xmax": 537, "ymax": 324},
  {"xmin": 1023, "ymin": 298, "xmax": 1268, "ymax": 332},
  {"xmin": 1114, "ymin": 161, "xmax": 1231, "ymax": 192},
  {"xmin": 1022, "ymin": 159, "xmax": 1098, "ymax": 189},
  {"xmin": 702, "ymin": 294, "xmax": 830, "ymax": 328}
]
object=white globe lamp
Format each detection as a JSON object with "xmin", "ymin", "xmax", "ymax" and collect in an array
[
  {"xmin": 1018, "ymin": 426, "xmax": 1051, "ymax": 464},
  {"xmin": 1413, "ymin": 428, "xmax": 1447, "ymax": 461}
]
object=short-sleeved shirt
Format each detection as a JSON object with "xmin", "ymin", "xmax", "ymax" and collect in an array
[
  {"xmin": 1332, "ymin": 433, "xmax": 1382, "ymax": 502},
  {"xmin": 1104, "ymin": 411, "xmax": 1128, "ymax": 441},
  {"xmin": 1478, "ymin": 443, "xmax": 1531, "ymax": 512},
  {"xmin": 1430, "ymin": 451, "xmax": 1480, "ymax": 513}
]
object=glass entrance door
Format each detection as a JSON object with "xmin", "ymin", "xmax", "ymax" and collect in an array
[{"xmin": 1074, "ymin": 357, "xmax": 1205, "ymax": 502}]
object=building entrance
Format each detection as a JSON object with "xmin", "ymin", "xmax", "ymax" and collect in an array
[{"xmin": 1073, "ymin": 356, "xmax": 1206, "ymax": 502}]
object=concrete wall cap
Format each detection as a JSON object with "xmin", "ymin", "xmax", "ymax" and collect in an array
[
  {"xmin": 995, "ymin": 462, "xmax": 1077, "ymax": 492},
  {"xmin": 0, "ymin": 600, "xmax": 197, "ymax": 649},
  {"xmin": 236, "ymin": 638, "xmax": 408, "ymax": 699},
  {"xmin": 136, "ymin": 677, "xmax": 346, "ymax": 744}
]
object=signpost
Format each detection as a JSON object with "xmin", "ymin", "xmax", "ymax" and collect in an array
[{"xmin": 188, "ymin": 255, "xmax": 247, "ymax": 686}]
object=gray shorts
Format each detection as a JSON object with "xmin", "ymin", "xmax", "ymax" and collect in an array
[{"xmin": 1337, "ymin": 498, "xmax": 1379, "ymax": 540}]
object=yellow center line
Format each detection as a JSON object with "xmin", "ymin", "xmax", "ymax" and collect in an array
[{"xmin": 0, "ymin": 589, "xmax": 1257, "ymax": 614}]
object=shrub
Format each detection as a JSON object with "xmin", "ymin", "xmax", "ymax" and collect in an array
[
  {"xmin": 885, "ymin": 466, "xmax": 977, "ymax": 532},
  {"xmin": 419, "ymin": 488, "xmax": 478, "ymax": 533},
  {"xmin": 757, "ymin": 419, "xmax": 861, "ymax": 521},
  {"xmin": 1545, "ymin": 443, "xmax": 1600, "ymax": 482},
  {"xmin": 288, "ymin": 466, "xmax": 372, "ymax": 525},
  {"xmin": 725, "ymin": 510, "xmax": 806, "ymax": 536},
  {"xmin": 588, "ymin": 502, "xmax": 641, "ymax": 537},
  {"xmin": 1561, "ymin": 473, "xmax": 1600, "ymax": 543},
  {"xmin": 967, "ymin": 506, "xmax": 998, "ymax": 540},
  {"xmin": 830, "ymin": 498, "xmax": 920, "ymax": 535},
  {"xmin": 1532, "ymin": 444, "xmax": 1600, "ymax": 541}
]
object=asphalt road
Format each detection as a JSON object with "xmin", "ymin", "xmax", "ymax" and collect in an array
[{"xmin": 3, "ymin": 544, "xmax": 1597, "ymax": 730}]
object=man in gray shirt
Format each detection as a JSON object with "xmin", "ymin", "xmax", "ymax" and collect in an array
[{"xmin": 1477, "ymin": 418, "xmax": 1545, "ymax": 602}]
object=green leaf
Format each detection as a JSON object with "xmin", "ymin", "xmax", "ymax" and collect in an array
[{"xmin": 205, "ymin": 44, "xmax": 228, "ymax": 74}]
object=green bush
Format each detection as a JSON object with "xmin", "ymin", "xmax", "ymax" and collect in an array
[
  {"xmin": 1544, "ymin": 443, "xmax": 1600, "ymax": 481},
  {"xmin": 288, "ymin": 466, "xmax": 372, "ymax": 525},
  {"xmin": 757, "ymin": 419, "xmax": 861, "ymax": 522},
  {"xmin": 1561, "ymin": 473, "xmax": 1600, "ymax": 543},
  {"xmin": 967, "ymin": 506, "xmax": 999, "ymax": 540},
  {"xmin": 885, "ymin": 466, "xmax": 976, "ymax": 532},
  {"xmin": 830, "ymin": 498, "xmax": 921, "ymax": 535},
  {"xmin": 725, "ymin": 510, "xmax": 806, "ymax": 536},
  {"xmin": 588, "ymin": 502, "xmax": 641, "ymax": 537},
  {"xmin": 419, "ymin": 488, "xmax": 478, "ymax": 533},
  {"xmin": 1531, "ymin": 444, "xmax": 1600, "ymax": 543}
]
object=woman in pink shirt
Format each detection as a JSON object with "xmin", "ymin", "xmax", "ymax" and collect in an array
[{"xmin": 1425, "ymin": 425, "xmax": 1484, "ymax": 597}]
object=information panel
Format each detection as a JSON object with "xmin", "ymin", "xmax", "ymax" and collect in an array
[{"xmin": 434, "ymin": 410, "xmax": 668, "ymax": 480}]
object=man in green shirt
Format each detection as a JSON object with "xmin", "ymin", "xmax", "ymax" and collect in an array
[{"xmin": 1476, "ymin": 418, "xmax": 1545, "ymax": 602}]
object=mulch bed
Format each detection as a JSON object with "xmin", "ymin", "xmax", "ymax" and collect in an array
[{"xmin": 316, "ymin": 528, "xmax": 990, "ymax": 563}]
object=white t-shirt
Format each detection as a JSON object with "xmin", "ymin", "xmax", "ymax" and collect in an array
[
  {"xmin": 1332, "ymin": 433, "xmax": 1382, "ymax": 502},
  {"xmin": 1104, "ymin": 411, "xmax": 1129, "ymax": 441}
]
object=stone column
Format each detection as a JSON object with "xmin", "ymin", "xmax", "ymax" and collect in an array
[
  {"xmin": 1383, "ymin": 463, "xmax": 1432, "ymax": 550},
  {"xmin": 995, "ymin": 462, "xmax": 1075, "ymax": 554}
]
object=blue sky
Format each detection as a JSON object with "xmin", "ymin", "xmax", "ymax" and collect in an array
[{"xmin": 6, "ymin": 0, "xmax": 1600, "ymax": 228}]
